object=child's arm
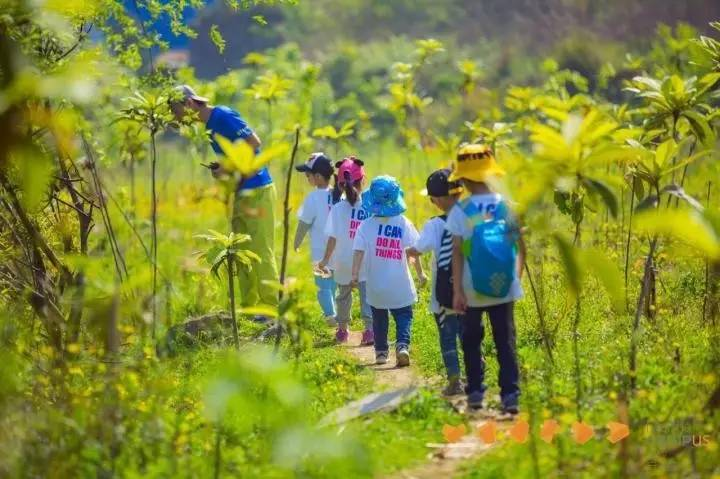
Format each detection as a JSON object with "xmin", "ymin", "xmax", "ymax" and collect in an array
[
  {"xmin": 318, "ymin": 237, "xmax": 336, "ymax": 271},
  {"xmin": 451, "ymin": 236, "xmax": 467, "ymax": 312},
  {"xmin": 414, "ymin": 256, "xmax": 427, "ymax": 288},
  {"xmin": 351, "ymin": 250, "xmax": 364, "ymax": 286},
  {"xmin": 294, "ymin": 221, "xmax": 312, "ymax": 252},
  {"xmin": 406, "ymin": 248, "xmax": 427, "ymax": 287}
]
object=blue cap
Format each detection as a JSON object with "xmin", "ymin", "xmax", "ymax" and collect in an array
[{"xmin": 361, "ymin": 175, "xmax": 407, "ymax": 217}]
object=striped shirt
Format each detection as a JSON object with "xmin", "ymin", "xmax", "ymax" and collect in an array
[
  {"xmin": 437, "ymin": 226, "xmax": 453, "ymax": 270},
  {"xmin": 415, "ymin": 215, "xmax": 454, "ymax": 314}
]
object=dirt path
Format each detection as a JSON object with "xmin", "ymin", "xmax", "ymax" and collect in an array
[
  {"xmin": 341, "ymin": 331, "xmax": 512, "ymax": 479},
  {"xmin": 389, "ymin": 409, "xmax": 514, "ymax": 479},
  {"xmin": 342, "ymin": 331, "xmax": 420, "ymax": 389}
]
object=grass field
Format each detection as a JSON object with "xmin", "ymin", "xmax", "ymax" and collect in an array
[{"xmin": 2, "ymin": 1, "xmax": 720, "ymax": 477}]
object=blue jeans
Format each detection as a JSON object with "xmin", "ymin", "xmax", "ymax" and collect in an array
[
  {"xmin": 434, "ymin": 311, "xmax": 462, "ymax": 379},
  {"xmin": 314, "ymin": 275, "xmax": 337, "ymax": 317},
  {"xmin": 461, "ymin": 302, "xmax": 520, "ymax": 408},
  {"xmin": 371, "ymin": 305, "xmax": 413, "ymax": 354}
]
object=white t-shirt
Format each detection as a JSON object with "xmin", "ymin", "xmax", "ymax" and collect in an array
[
  {"xmin": 324, "ymin": 199, "xmax": 370, "ymax": 285},
  {"xmin": 297, "ymin": 187, "xmax": 333, "ymax": 262},
  {"xmin": 353, "ymin": 215, "xmax": 420, "ymax": 309},
  {"xmin": 445, "ymin": 193, "xmax": 523, "ymax": 307},
  {"xmin": 415, "ymin": 215, "xmax": 451, "ymax": 314}
]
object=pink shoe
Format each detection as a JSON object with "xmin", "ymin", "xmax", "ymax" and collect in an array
[
  {"xmin": 360, "ymin": 329, "xmax": 374, "ymax": 346},
  {"xmin": 335, "ymin": 327, "xmax": 349, "ymax": 343}
]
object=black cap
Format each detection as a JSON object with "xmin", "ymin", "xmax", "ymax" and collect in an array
[
  {"xmin": 295, "ymin": 152, "xmax": 334, "ymax": 177},
  {"xmin": 423, "ymin": 168, "xmax": 462, "ymax": 197}
]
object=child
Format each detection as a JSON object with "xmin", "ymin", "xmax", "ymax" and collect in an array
[
  {"xmin": 318, "ymin": 157, "xmax": 374, "ymax": 345},
  {"xmin": 294, "ymin": 152, "xmax": 337, "ymax": 326},
  {"xmin": 446, "ymin": 143, "xmax": 525, "ymax": 414},
  {"xmin": 407, "ymin": 168, "xmax": 464, "ymax": 395},
  {"xmin": 351, "ymin": 176, "xmax": 420, "ymax": 367}
]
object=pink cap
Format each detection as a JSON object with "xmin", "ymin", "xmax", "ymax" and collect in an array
[{"xmin": 336, "ymin": 156, "xmax": 365, "ymax": 185}]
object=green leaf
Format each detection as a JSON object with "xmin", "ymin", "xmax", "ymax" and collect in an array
[
  {"xmin": 252, "ymin": 15, "xmax": 267, "ymax": 26},
  {"xmin": 659, "ymin": 184, "xmax": 703, "ymax": 210},
  {"xmin": 583, "ymin": 178, "xmax": 618, "ymax": 218},
  {"xmin": 312, "ymin": 125, "xmax": 339, "ymax": 139},
  {"xmin": 238, "ymin": 305, "xmax": 278, "ymax": 318},
  {"xmin": 554, "ymin": 234, "xmax": 581, "ymax": 296},
  {"xmin": 209, "ymin": 25, "xmax": 226, "ymax": 55},
  {"xmin": 627, "ymin": 175, "xmax": 645, "ymax": 202},
  {"xmin": 635, "ymin": 209, "xmax": 720, "ymax": 259},
  {"xmin": 635, "ymin": 195, "xmax": 659, "ymax": 212},
  {"xmin": 13, "ymin": 148, "xmax": 53, "ymax": 210},
  {"xmin": 654, "ymin": 139, "xmax": 676, "ymax": 168},
  {"xmin": 697, "ymin": 72, "xmax": 720, "ymax": 96},
  {"xmin": 661, "ymin": 149, "xmax": 712, "ymax": 177},
  {"xmin": 580, "ymin": 249, "xmax": 625, "ymax": 312},
  {"xmin": 682, "ymin": 110, "xmax": 715, "ymax": 148}
]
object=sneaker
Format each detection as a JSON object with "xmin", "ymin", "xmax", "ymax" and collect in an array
[
  {"xmin": 501, "ymin": 393, "xmax": 520, "ymax": 415},
  {"xmin": 396, "ymin": 346, "xmax": 410, "ymax": 367},
  {"xmin": 360, "ymin": 329, "xmax": 374, "ymax": 346},
  {"xmin": 376, "ymin": 352, "xmax": 388, "ymax": 365},
  {"xmin": 335, "ymin": 327, "xmax": 349, "ymax": 343},
  {"xmin": 442, "ymin": 377, "xmax": 465, "ymax": 397},
  {"xmin": 325, "ymin": 315, "xmax": 337, "ymax": 327},
  {"xmin": 467, "ymin": 391, "xmax": 484, "ymax": 409},
  {"xmin": 502, "ymin": 403, "xmax": 519, "ymax": 415}
]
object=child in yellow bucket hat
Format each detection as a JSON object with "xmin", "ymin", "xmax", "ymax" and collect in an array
[
  {"xmin": 448, "ymin": 143, "xmax": 506, "ymax": 183},
  {"xmin": 445, "ymin": 143, "xmax": 526, "ymax": 414}
]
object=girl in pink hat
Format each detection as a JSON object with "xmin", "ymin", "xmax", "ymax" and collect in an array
[{"xmin": 318, "ymin": 157, "xmax": 374, "ymax": 345}]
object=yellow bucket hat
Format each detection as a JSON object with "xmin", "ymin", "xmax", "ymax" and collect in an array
[{"xmin": 449, "ymin": 143, "xmax": 505, "ymax": 182}]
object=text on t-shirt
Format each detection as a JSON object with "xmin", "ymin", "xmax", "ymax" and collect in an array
[
  {"xmin": 375, "ymin": 224, "xmax": 404, "ymax": 260},
  {"xmin": 349, "ymin": 207, "xmax": 369, "ymax": 239}
]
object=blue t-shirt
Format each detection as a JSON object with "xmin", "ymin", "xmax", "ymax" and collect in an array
[{"xmin": 206, "ymin": 105, "xmax": 272, "ymax": 190}]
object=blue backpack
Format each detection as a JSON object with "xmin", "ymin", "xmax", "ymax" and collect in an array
[{"xmin": 461, "ymin": 198, "xmax": 518, "ymax": 298}]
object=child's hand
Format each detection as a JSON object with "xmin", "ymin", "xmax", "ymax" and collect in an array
[
  {"xmin": 453, "ymin": 289, "xmax": 468, "ymax": 313},
  {"xmin": 418, "ymin": 272, "xmax": 428, "ymax": 288},
  {"xmin": 350, "ymin": 273, "xmax": 359, "ymax": 287},
  {"xmin": 317, "ymin": 259, "xmax": 329, "ymax": 272}
]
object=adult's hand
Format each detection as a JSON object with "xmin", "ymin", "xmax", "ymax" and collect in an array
[{"xmin": 209, "ymin": 163, "xmax": 229, "ymax": 179}]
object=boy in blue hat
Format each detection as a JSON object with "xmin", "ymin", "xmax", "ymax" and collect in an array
[{"xmin": 350, "ymin": 176, "xmax": 421, "ymax": 367}]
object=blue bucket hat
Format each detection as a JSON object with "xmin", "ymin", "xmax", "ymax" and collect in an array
[{"xmin": 362, "ymin": 175, "xmax": 407, "ymax": 217}]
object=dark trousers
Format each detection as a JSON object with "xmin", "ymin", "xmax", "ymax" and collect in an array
[{"xmin": 461, "ymin": 302, "xmax": 520, "ymax": 406}]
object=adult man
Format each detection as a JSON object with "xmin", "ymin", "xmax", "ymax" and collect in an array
[{"xmin": 171, "ymin": 85, "xmax": 279, "ymax": 313}]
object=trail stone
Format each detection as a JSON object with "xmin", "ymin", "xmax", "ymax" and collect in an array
[
  {"xmin": 158, "ymin": 311, "xmax": 233, "ymax": 356},
  {"xmin": 319, "ymin": 386, "xmax": 418, "ymax": 427}
]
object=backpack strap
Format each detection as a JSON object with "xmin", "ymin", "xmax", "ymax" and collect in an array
[{"xmin": 461, "ymin": 198, "xmax": 484, "ymax": 229}]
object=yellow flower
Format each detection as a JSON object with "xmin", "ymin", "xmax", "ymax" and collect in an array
[{"xmin": 115, "ymin": 383, "xmax": 127, "ymax": 399}]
